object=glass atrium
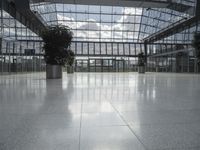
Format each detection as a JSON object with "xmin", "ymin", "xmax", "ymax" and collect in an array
[
  {"xmin": 0, "ymin": 0, "xmax": 199, "ymax": 73},
  {"xmin": 1, "ymin": 1, "xmax": 200, "ymax": 150}
]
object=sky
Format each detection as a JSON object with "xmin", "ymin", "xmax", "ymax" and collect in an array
[{"xmin": 38, "ymin": 4, "xmax": 143, "ymax": 42}]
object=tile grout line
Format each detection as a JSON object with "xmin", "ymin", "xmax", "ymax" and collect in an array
[
  {"xmin": 78, "ymin": 99, "xmax": 84, "ymax": 150},
  {"xmin": 109, "ymin": 102, "xmax": 149, "ymax": 150}
]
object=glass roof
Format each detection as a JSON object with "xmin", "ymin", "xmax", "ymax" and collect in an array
[
  {"xmin": 30, "ymin": 1, "xmax": 196, "ymax": 42},
  {"xmin": 1, "ymin": 10, "xmax": 40, "ymax": 41}
]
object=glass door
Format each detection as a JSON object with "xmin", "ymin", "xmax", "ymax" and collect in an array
[{"xmin": 115, "ymin": 60, "xmax": 125, "ymax": 72}]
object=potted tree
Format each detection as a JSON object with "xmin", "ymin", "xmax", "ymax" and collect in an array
[
  {"xmin": 192, "ymin": 32, "xmax": 200, "ymax": 73},
  {"xmin": 41, "ymin": 25, "xmax": 73, "ymax": 79},
  {"xmin": 138, "ymin": 52, "xmax": 145, "ymax": 73},
  {"xmin": 67, "ymin": 49, "xmax": 75, "ymax": 74}
]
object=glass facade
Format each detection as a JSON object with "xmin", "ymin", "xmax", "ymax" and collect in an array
[
  {"xmin": 0, "ymin": 7, "xmax": 45, "ymax": 74},
  {"xmin": 31, "ymin": 3, "xmax": 143, "ymax": 42},
  {"xmin": 1, "ymin": 0, "xmax": 200, "ymax": 73}
]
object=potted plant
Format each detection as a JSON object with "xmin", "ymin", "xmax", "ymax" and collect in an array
[
  {"xmin": 66, "ymin": 49, "xmax": 75, "ymax": 74},
  {"xmin": 41, "ymin": 25, "xmax": 73, "ymax": 79},
  {"xmin": 138, "ymin": 52, "xmax": 145, "ymax": 73},
  {"xmin": 192, "ymin": 32, "xmax": 200, "ymax": 72}
]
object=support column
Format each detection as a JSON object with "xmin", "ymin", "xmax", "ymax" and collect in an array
[
  {"xmin": 144, "ymin": 41, "xmax": 148, "ymax": 69},
  {"xmin": 0, "ymin": 0, "xmax": 3, "ymax": 53},
  {"xmin": 144, "ymin": 41, "xmax": 148, "ymax": 63},
  {"xmin": 0, "ymin": 0, "xmax": 3, "ymax": 73},
  {"xmin": 196, "ymin": 0, "xmax": 200, "ymax": 19}
]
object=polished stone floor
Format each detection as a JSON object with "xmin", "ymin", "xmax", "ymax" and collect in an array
[{"xmin": 0, "ymin": 72, "xmax": 200, "ymax": 150}]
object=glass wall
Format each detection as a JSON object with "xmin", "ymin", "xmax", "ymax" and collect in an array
[
  {"xmin": 0, "ymin": 8, "xmax": 45, "ymax": 74},
  {"xmin": 71, "ymin": 42, "xmax": 144, "ymax": 56},
  {"xmin": 146, "ymin": 43, "xmax": 195, "ymax": 73},
  {"xmin": 1, "ymin": 1, "xmax": 199, "ymax": 74},
  {"xmin": 74, "ymin": 57, "xmax": 138, "ymax": 72},
  {"xmin": 69, "ymin": 42, "xmax": 143, "ymax": 72}
]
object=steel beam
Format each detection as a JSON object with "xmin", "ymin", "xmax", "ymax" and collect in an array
[
  {"xmin": 30, "ymin": 0, "xmax": 170, "ymax": 8},
  {"xmin": 143, "ymin": 16, "xmax": 197, "ymax": 43},
  {"xmin": 196, "ymin": 0, "xmax": 200, "ymax": 19},
  {"xmin": 2, "ymin": 0, "xmax": 46, "ymax": 35},
  {"xmin": 149, "ymin": 47, "xmax": 193, "ymax": 57}
]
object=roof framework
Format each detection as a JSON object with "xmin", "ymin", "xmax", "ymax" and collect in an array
[
  {"xmin": 29, "ymin": 0, "xmax": 196, "ymax": 43},
  {"xmin": 0, "ymin": 0, "xmax": 197, "ymax": 43}
]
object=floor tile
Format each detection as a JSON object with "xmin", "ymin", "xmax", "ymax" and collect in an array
[
  {"xmin": 82, "ymin": 112, "xmax": 125, "ymax": 127},
  {"xmin": 1, "ymin": 73, "xmax": 200, "ymax": 150},
  {"xmin": 130, "ymin": 123, "xmax": 200, "ymax": 150},
  {"xmin": 80, "ymin": 126, "xmax": 146, "ymax": 150}
]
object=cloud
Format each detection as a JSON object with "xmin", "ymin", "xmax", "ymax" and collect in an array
[{"xmin": 55, "ymin": 8, "xmax": 142, "ymax": 41}]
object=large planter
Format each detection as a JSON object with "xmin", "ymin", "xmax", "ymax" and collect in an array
[
  {"xmin": 46, "ymin": 65, "xmax": 62, "ymax": 79},
  {"xmin": 138, "ymin": 66, "xmax": 145, "ymax": 74},
  {"xmin": 67, "ymin": 66, "xmax": 74, "ymax": 74}
]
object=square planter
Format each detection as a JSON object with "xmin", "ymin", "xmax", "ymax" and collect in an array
[{"xmin": 46, "ymin": 65, "xmax": 62, "ymax": 79}]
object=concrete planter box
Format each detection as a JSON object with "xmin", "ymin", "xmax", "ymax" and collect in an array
[
  {"xmin": 67, "ymin": 66, "xmax": 74, "ymax": 74},
  {"xmin": 46, "ymin": 65, "xmax": 62, "ymax": 79},
  {"xmin": 138, "ymin": 66, "xmax": 145, "ymax": 74}
]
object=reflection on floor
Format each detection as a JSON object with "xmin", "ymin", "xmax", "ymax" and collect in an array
[{"xmin": 0, "ymin": 72, "xmax": 200, "ymax": 150}]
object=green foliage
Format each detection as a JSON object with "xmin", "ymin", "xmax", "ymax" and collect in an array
[
  {"xmin": 138, "ymin": 52, "xmax": 145, "ymax": 66},
  {"xmin": 67, "ymin": 50, "xmax": 75, "ymax": 66},
  {"xmin": 41, "ymin": 25, "xmax": 73, "ymax": 66},
  {"xmin": 192, "ymin": 32, "xmax": 200, "ymax": 64}
]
